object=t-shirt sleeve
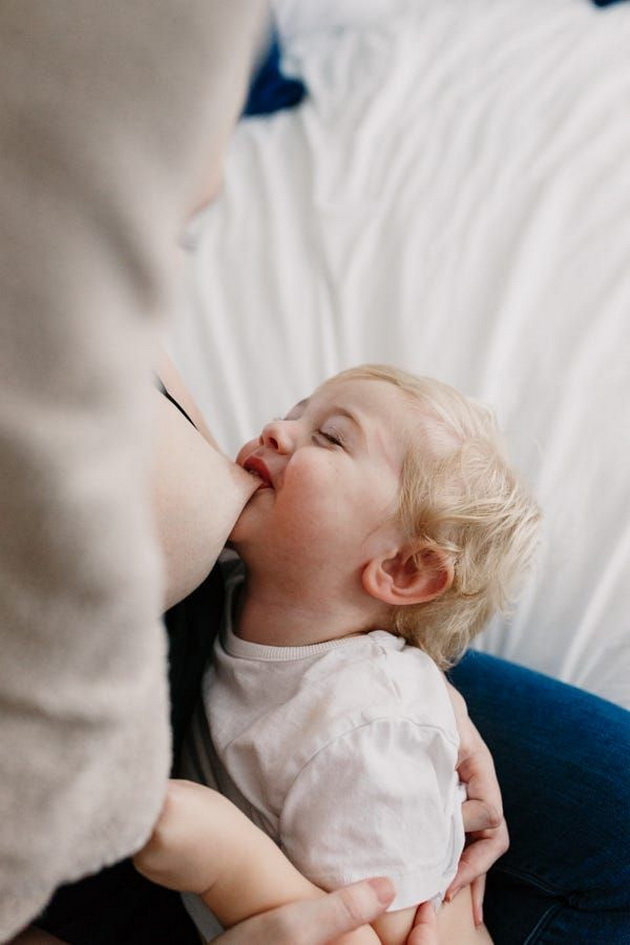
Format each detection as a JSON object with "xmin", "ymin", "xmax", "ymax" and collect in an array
[{"xmin": 278, "ymin": 717, "xmax": 465, "ymax": 911}]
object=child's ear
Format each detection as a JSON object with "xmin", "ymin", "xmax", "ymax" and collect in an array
[{"xmin": 362, "ymin": 545, "xmax": 454, "ymax": 607}]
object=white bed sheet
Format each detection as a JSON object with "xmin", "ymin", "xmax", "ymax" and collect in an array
[{"xmin": 169, "ymin": 0, "xmax": 630, "ymax": 709}]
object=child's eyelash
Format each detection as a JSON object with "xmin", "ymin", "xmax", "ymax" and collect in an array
[
  {"xmin": 271, "ymin": 415, "xmax": 344, "ymax": 447},
  {"xmin": 317, "ymin": 429, "xmax": 343, "ymax": 447}
]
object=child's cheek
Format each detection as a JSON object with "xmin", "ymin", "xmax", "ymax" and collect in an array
[{"xmin": 286, "ymin": 452, "xmax": 339, "ymax": 500}]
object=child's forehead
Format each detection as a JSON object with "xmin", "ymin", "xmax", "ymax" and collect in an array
[
  {"xmin": 314, "ymin": 376, "xmax": 453, "ymax": 451},
  {"xmin": 309, "ymin": 375, "xmax": 421, "ymax": 421},
  {"xmin": 312, "ymin": 375, "xmax": 401, "ymax": 406},
  {"xmin": 309, "ymin": 376, "xmax": 433, "ymax": 442}
]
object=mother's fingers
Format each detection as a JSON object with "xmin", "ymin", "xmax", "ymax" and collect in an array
[
  {"xmin": 446, "ymin": 817, "xmax": 508, "ymax": 902},
  {"xmin": 459, "ymin": 801, "xmax": 509, "ymax": 884},
  {"xmin": 461, "ymin": 797, "xmax": 503, "ymax": 834},
  {"xmin": 215, "ymin": 877, "xmax": 396, "ymax": 945},
  {"xmin": 407, "ymin": 902, "xmax": 439, "ymax": 945},
  {"xmin": 458, "ymin": 749, "xmax": 503, "ymax": 814},
  {"xmin": 469, "ymin": 875, "xmax": 486, "ymax": 927}
]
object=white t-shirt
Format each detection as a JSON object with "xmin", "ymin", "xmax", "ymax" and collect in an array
[{"xmin": 183, "ymin": 563, "xmax": 464, "ymax": 926}]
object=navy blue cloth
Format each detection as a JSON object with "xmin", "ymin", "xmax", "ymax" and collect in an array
[
  {"xmin": 592, "ymin": 0, "xmax": 627, "ymax": 6},
  {"xmin": 242, "ymin": 32, "xmax": 306, "ymax": 117},
  {"xmin": 450, "ymin": 652, "xmax": 630, "ymax": 944}
]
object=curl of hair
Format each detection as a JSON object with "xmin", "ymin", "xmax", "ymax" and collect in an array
[{"xmin": 337, "ymin": 365, "xmax": 541, "ymax": 668}]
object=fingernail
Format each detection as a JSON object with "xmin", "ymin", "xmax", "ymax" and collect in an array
[
  {"xmin": 446, "ymin": 886, "xmax": 460, "ymax": 902},
  {"xmin": 476, "ymin": 905, "xmax": 484, "ymax": 927},
  {"xmin": 368, "ymin": 877, "xmax": 396, "ymax": 906}
]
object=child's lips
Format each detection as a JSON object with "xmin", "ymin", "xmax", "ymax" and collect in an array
[{"xmin": 243, "ymin": 455, "xmax": 274, "ymax": 489}]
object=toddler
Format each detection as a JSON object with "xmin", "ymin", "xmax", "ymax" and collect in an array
[{"xmin": 135, "ymin": 365, "xmax": 540, "ymax": 945}]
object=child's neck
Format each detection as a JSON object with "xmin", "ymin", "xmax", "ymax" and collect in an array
[{"xmin": 233, "ymin": 569, "xmax": 381, "ymax": 648}]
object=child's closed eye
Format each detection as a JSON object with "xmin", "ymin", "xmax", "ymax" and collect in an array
[{"xmin": 314, "ymin": 429, "xmax": 344, "ymax": 447}]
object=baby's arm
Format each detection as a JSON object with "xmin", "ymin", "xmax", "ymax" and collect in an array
[{"xmin": 134, "ymin": 780, "xmax": 381, "ymax": 945}]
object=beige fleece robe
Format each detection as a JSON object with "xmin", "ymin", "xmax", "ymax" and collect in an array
[{"xmin": 0, "ymin": 2, "xmax": 265, "ymax": 938}]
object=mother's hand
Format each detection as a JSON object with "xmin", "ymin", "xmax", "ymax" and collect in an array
[
  {"xmin": 407, "ymin": 902, "xmax": 440, "ymax": 945},
  {"xmin": 213, "ymin": 877, "xmax": 395, "ymax": 945},
  {"xmin": 445, "ymin": 681, "xmax": 509, "ymax": 926}
]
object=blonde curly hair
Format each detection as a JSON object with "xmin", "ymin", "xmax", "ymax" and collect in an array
[{"xmin": 336, "ymin": 365, "xmax": 541, "ymax": 668}]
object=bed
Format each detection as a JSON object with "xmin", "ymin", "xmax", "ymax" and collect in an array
[{"xmin": 168, "ymin": 0, "xmax": 630, "ymax": 710}]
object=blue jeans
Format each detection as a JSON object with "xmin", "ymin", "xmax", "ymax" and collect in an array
[{"xmin": 449, "ymin": 652, "xmax": 630, "ymax": 945}]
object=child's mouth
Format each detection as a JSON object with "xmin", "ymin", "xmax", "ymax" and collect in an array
[{"xmin": 243, "ymin": 455, "xmax": 274, "ymax": 489}]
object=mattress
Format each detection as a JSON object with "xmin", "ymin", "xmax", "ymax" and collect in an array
[{"xmin": 168, "ymin": 0, "xmax": 630, "ymax": 709}]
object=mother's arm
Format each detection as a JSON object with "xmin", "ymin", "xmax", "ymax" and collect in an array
[{"xmin": 153, "ymin": 349, "xmax": 259, "ymax": 610}]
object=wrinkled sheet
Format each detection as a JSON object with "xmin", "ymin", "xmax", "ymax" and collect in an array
[{"xmin": 169, "ymin": 0, "xmax": 630, "ymax": 708}]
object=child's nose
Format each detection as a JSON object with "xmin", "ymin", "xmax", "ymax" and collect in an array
[{"xmin": 260, "ymin": 420, "xmax": 294, "ymax": 454}]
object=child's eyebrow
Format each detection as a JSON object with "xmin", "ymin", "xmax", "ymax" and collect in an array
[
  {"xmin": 327, "ymin": 406, "xmax": 366, "ymax": 445},
  {"xmin": 284, "ymin": 398, "xmax": 309, "ymax": 419},
  {"xmin": 288, "ymin": 399, "xmax": 363, "ymax": 436},
  {"xmin": 331, "ymin": 406, "xmax": 361, "ymax": 427}
]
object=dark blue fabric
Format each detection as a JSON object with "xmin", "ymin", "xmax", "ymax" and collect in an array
[
  {"xmin": 449, "ymin": 651, "xmax": 630, "ymax": 945},
  {"xmin": 592, "ymin": 0, "xmax": 628, "ymax": 6},
  {"xmin": 242, "ymin": 34, "xmax": 306, "ymax": 117}
]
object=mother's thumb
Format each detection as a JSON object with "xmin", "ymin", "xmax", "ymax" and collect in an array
[
  {"xmin": 407, "ymin": 901, "xmax": 439, "ymax": 945},
  {"xmin": 328, "ymin": 877, "xmax": 396, "ymax": 928}
]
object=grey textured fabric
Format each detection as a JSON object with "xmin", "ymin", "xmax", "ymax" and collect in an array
[{"xmin": 0, "ymin": 2, "xmax": 265, "ymax": 937}]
